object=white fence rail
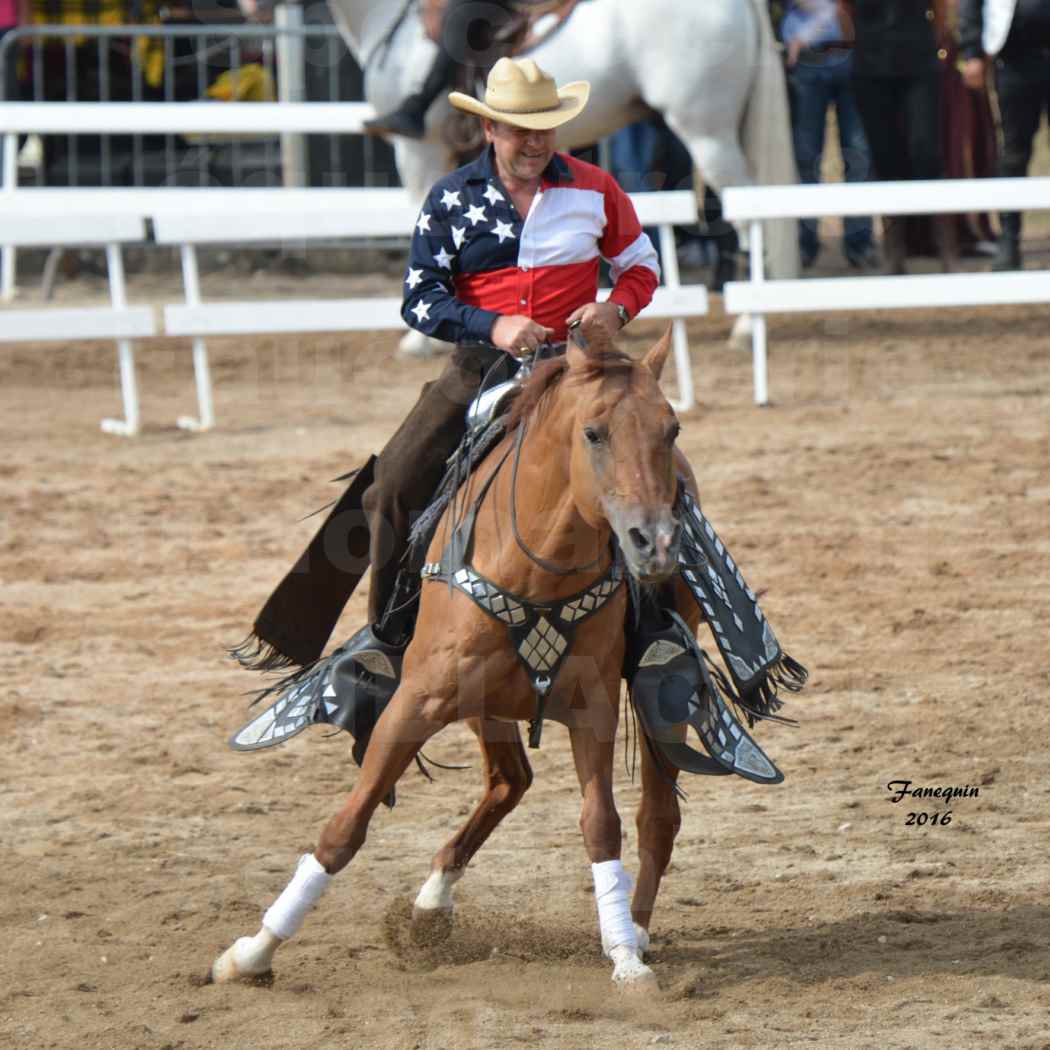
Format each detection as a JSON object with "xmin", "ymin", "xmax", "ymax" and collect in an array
[
  {"xmin": 723, "ymin": 177, "xmax": 1050, "ymax": 405},
  {"xmin": 1, "ymin": 181, "xmax": 707, "ymax": 432},
  {"xmin": 0, "ymin": 211, "xmax": 155, "ymax": 434}
]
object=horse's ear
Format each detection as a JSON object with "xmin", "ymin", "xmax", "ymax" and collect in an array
[{"xmin": 642, "ymin": 324, "xmax": 673, "ymax": 380}]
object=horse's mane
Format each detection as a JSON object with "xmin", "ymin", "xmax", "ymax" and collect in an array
[{"xmin": 505, "ymin": 342, "xmax": 636, "ymax": 430}]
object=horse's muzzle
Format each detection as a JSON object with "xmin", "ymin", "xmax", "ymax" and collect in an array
[{"xmin": 619, "ymin": 513, "xmax": 682, "ymax": 582}]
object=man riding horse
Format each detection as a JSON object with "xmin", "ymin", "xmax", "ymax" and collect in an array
[
  {"xmin": 233, "ymin": 55, "xmax": 800, "ymax": 779},
  {"xmin": 222, "ymin": 57, "xmax": 804, "ymax": 986},
  {"xmin": 365, "ymin": 0, "xmax": 519, "ymax": 140}
]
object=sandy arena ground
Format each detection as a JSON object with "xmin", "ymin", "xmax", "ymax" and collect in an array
[{"xmin": 2, "ymin": 273, "xmax": 1050, "ymax": 1050}]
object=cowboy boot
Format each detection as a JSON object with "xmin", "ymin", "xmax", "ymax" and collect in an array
[
  {"xmin": 624, "ymin": 604, "xmax": 784, "ymax": 784},
  {"xmin": 992, "ymin": 211, "xmax": 1022, "ymax": 271},
  {"xmin": 934, "ymin": 215, "xmax": 959, "ymax": 274},
  {"xmin": 364, "ymin": 49, "xmax": 456, "ymax": 140},
  {"xmin": 881, "ymin": 216, "xmax": 907, "ymax": 276}
]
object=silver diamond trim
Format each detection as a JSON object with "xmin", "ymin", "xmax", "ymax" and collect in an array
[{"xmin": 518, "ymin": 615, "xmax": 567, "ymax": 672}]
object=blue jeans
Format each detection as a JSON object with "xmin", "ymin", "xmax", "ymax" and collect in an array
[{"xmin": 788, "ymin": 53, "xmax": 874, "ymax": 261}]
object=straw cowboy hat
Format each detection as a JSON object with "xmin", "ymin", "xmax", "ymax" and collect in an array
[{"xmin": 449, "ymin": 58, "xmax": 590, "ymax": 130}]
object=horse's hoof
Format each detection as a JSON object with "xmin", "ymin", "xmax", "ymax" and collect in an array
[
  {"xmin": 410, "ymin": 905, "xmax": 455, "ymax": 946},
  {"xmin": 610, "ymin": 945, "xmax": 659, "ymax": 990},
  {"xmin": 210, "ymin": 937, "xmax": 276, "ymax": 985}
]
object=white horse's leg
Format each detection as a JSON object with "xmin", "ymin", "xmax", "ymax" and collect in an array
[
  {"xmin": 397, "ymin": 328, "xmax": 455, "ymax": 359},
  {"xmin": 211, "ymin": 853, "xmax": 332, "ymax": 983},
  {"xmin": 729, "ymin": 314, "xmax": 753, "ymax": 351},
  {"xmin": 390, "ymin": 134, "xmax": 458, "ymax": 361}
]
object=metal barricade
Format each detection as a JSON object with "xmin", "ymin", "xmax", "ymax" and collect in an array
[{"xmin": 0, "ymin": 12, "xmax": 397, "ymax": 189}]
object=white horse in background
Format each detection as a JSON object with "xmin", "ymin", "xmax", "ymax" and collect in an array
[{"xmin": 329, "ymin": 0, "xmax": 798, "ymax": 355}]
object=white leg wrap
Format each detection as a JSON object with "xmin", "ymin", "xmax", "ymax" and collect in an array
[
  {"xmin": 592, "ymin": 860, "xmax": 638, "ymax": 953},
  {"xmin": 414, "ymin": 868, "xmax": 462, "ymax": 912},
  {"xmin": 262, "ymin": 853, "xmax": 332, "ymax": 941}
]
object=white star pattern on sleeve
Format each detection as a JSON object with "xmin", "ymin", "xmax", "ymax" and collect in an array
[
  {"xmin": 483, "ymin": 183, "xmax": 504, "ymax": 206},
  {"xmin": 465, "ymin": 203, "xmax": 488, "ymax": 227},
  {"xmin": 440, "ymin": 189, "xmax": 462, "ymax": 211},
  {"xmin": 491, "ymin": 219, "xmax": 517, "ymax": 244},
  {"xmin": 411, "ymin": 300, "xmax": 431, "ymax": 323},
  {"xmin": 405, "ymin": 267, "xmax": 423, "ymax": 289},
  {"xmin": 416, "ymin": 211, "xmax": 432, "ymax": 235},
  {"xmin": 451, "ymin": 226, "xmax": 467, "ymax": 249},
  {"xmin": 434, "ymin": 245, "xmax": 454, "ymax": 269}
]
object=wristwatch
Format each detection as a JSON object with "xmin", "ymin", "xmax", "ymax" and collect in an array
[{"xmin": 614, "ymin": 302, "xmax": 630, "ymax": 329}]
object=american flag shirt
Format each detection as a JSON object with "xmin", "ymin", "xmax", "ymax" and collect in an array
[{"xmin": 401, "ymin": 148, "xmax": 660, "ymax": 344}]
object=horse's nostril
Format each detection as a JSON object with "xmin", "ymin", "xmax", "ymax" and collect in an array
[{"xmin": 629, "ymin": 527, "xmax": 652, "ymax": 553}]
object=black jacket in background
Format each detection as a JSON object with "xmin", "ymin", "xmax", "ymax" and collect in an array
[
  {"xmin": 852, "ymin": 0, "xmax": 940, "ymax": 77},
  {"xmin": 958, "ymin": 0, "xmax": 986, "ymax": 59}
]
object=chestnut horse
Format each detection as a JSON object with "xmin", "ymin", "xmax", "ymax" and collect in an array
[{"xmin": 212, "ymin": 323, "xmax": 702, "ymax": 988}]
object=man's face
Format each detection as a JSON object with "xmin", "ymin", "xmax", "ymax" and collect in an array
[{"xmin": 484, "ymin": 120, "xmax": 557, "ymax": 184}]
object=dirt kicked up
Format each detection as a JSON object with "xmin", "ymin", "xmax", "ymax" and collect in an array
[{"xmin": 2, "ymin": 299, "xmax": 1049, "ymax": 1050}]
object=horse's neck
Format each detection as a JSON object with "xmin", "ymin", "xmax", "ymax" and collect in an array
[
  {"xmin": 327, "ymin": 0, "xmax": 409, "ymax": 61},
  {"xmin": 474, "ymin": 409, "xmax": 611, "ymax": 596}
]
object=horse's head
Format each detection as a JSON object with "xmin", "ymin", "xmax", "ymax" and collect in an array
[{"xmin": 564, "ymin": 322, "xmax": 681, "ymax": 582}]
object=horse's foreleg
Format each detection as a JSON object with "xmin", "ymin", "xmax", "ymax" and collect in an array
[
  {"xmin": 626, "ymin": 562, "xmax": 695, "ymax": 958},
  {"xmin": 569, "ymin": 723, "xmax": 656, "ymax": 988},
  {"xmin": 632, "ymin": 733, "xmax": 682, "ymax": 954},
  {"xmin": 211, "ymin": 685, "xmax": 447, "ymax": 983},
  {"xmin": 412, "ymin": 717, "xmax": 532, "ymax": 935}
]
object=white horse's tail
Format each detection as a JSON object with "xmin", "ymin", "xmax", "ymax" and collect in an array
[{"xmin": 740, "ymin": 0, "xmax": 799, "ymax": 279}]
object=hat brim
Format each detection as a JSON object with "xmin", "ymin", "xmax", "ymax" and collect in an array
[{"xmin": 447, "ymin": 81, "xmax": 590, "ymax": 131}]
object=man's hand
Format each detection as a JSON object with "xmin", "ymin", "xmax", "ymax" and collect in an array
[
  {"xmin": 566, "ymin": 301, "xmax": 623, "ymax": 339},
  {"xmin": 786, "ymin": 38, "xmax": 804, "ymax": 69},
  {"xmin": 490, "ymin": 315, "xmax": 556, "ymax": 356},
  {"xmin": 962, "ymin": 57, "xmax": 987, "ymax": 91}
]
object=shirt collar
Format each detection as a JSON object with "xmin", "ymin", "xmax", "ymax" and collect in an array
[{"xmin": 463, "ymin": 146, "xmax": 575, "ymax": 187}]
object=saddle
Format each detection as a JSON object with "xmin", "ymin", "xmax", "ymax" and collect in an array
[
  {"xmin": 434, "ymin": 0, "xmax": 591, "ymax": 157},
  {"xmin": 422, "ymin": 0, "xmax": 587, "ymax": 49}
]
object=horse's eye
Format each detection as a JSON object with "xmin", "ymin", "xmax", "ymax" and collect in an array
[{"xmin": 583, "ymin": 426, "xmax": 603, "ymax": 446}]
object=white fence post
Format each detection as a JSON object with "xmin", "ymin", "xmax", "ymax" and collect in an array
[
  {"xmin": 657, "ymin": 221, "xmax": 695, "ymax": 414},
  {"xmin": 2, "ymin": 131, "xmax": 17, "ymax": 301},
  {"xmin": 749, "ymin": 219, "xmax": 769, "ymax": 407},
  {"xmin": 722, "ymin": 177, "xmax": 1050, "ymax": 406},
  {"xmin": 99, "ymin": 243, "xmax": 141, "ymax": 436},
  {"xmin": 275, "ymin": 4, "xmax": 308, "ymax": 190},
  {"xmin": 175, "ymin": 243, "xmax": 215, "ymax": 432}
]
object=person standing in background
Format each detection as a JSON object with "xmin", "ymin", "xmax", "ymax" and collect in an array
[
  {"xmin": 849, "ymin": 0, "xmax": 959, "ymax": 274},
  {"xmin": 781, "ymin": 0, "xmax": 878, "ymax": 270},
  {"xmin": 939, "ymin": 0, "xmax": 997, "ymax": 255},
  {"xmin": 960, "ymin": 0, "xmax": 1050, "ymax": 270}
]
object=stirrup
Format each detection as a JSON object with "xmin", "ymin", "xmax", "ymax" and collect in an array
[
  {"xmin": 627, "ymin": 610, "xmax": 783, "ymax": 785},
  {"xmin": 363, "ymin": 106, "xmax": 427, "ymax": 140},
  {"xmin": 228, "ymin": 624, "xmax": 406, "ymax": 767}
]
